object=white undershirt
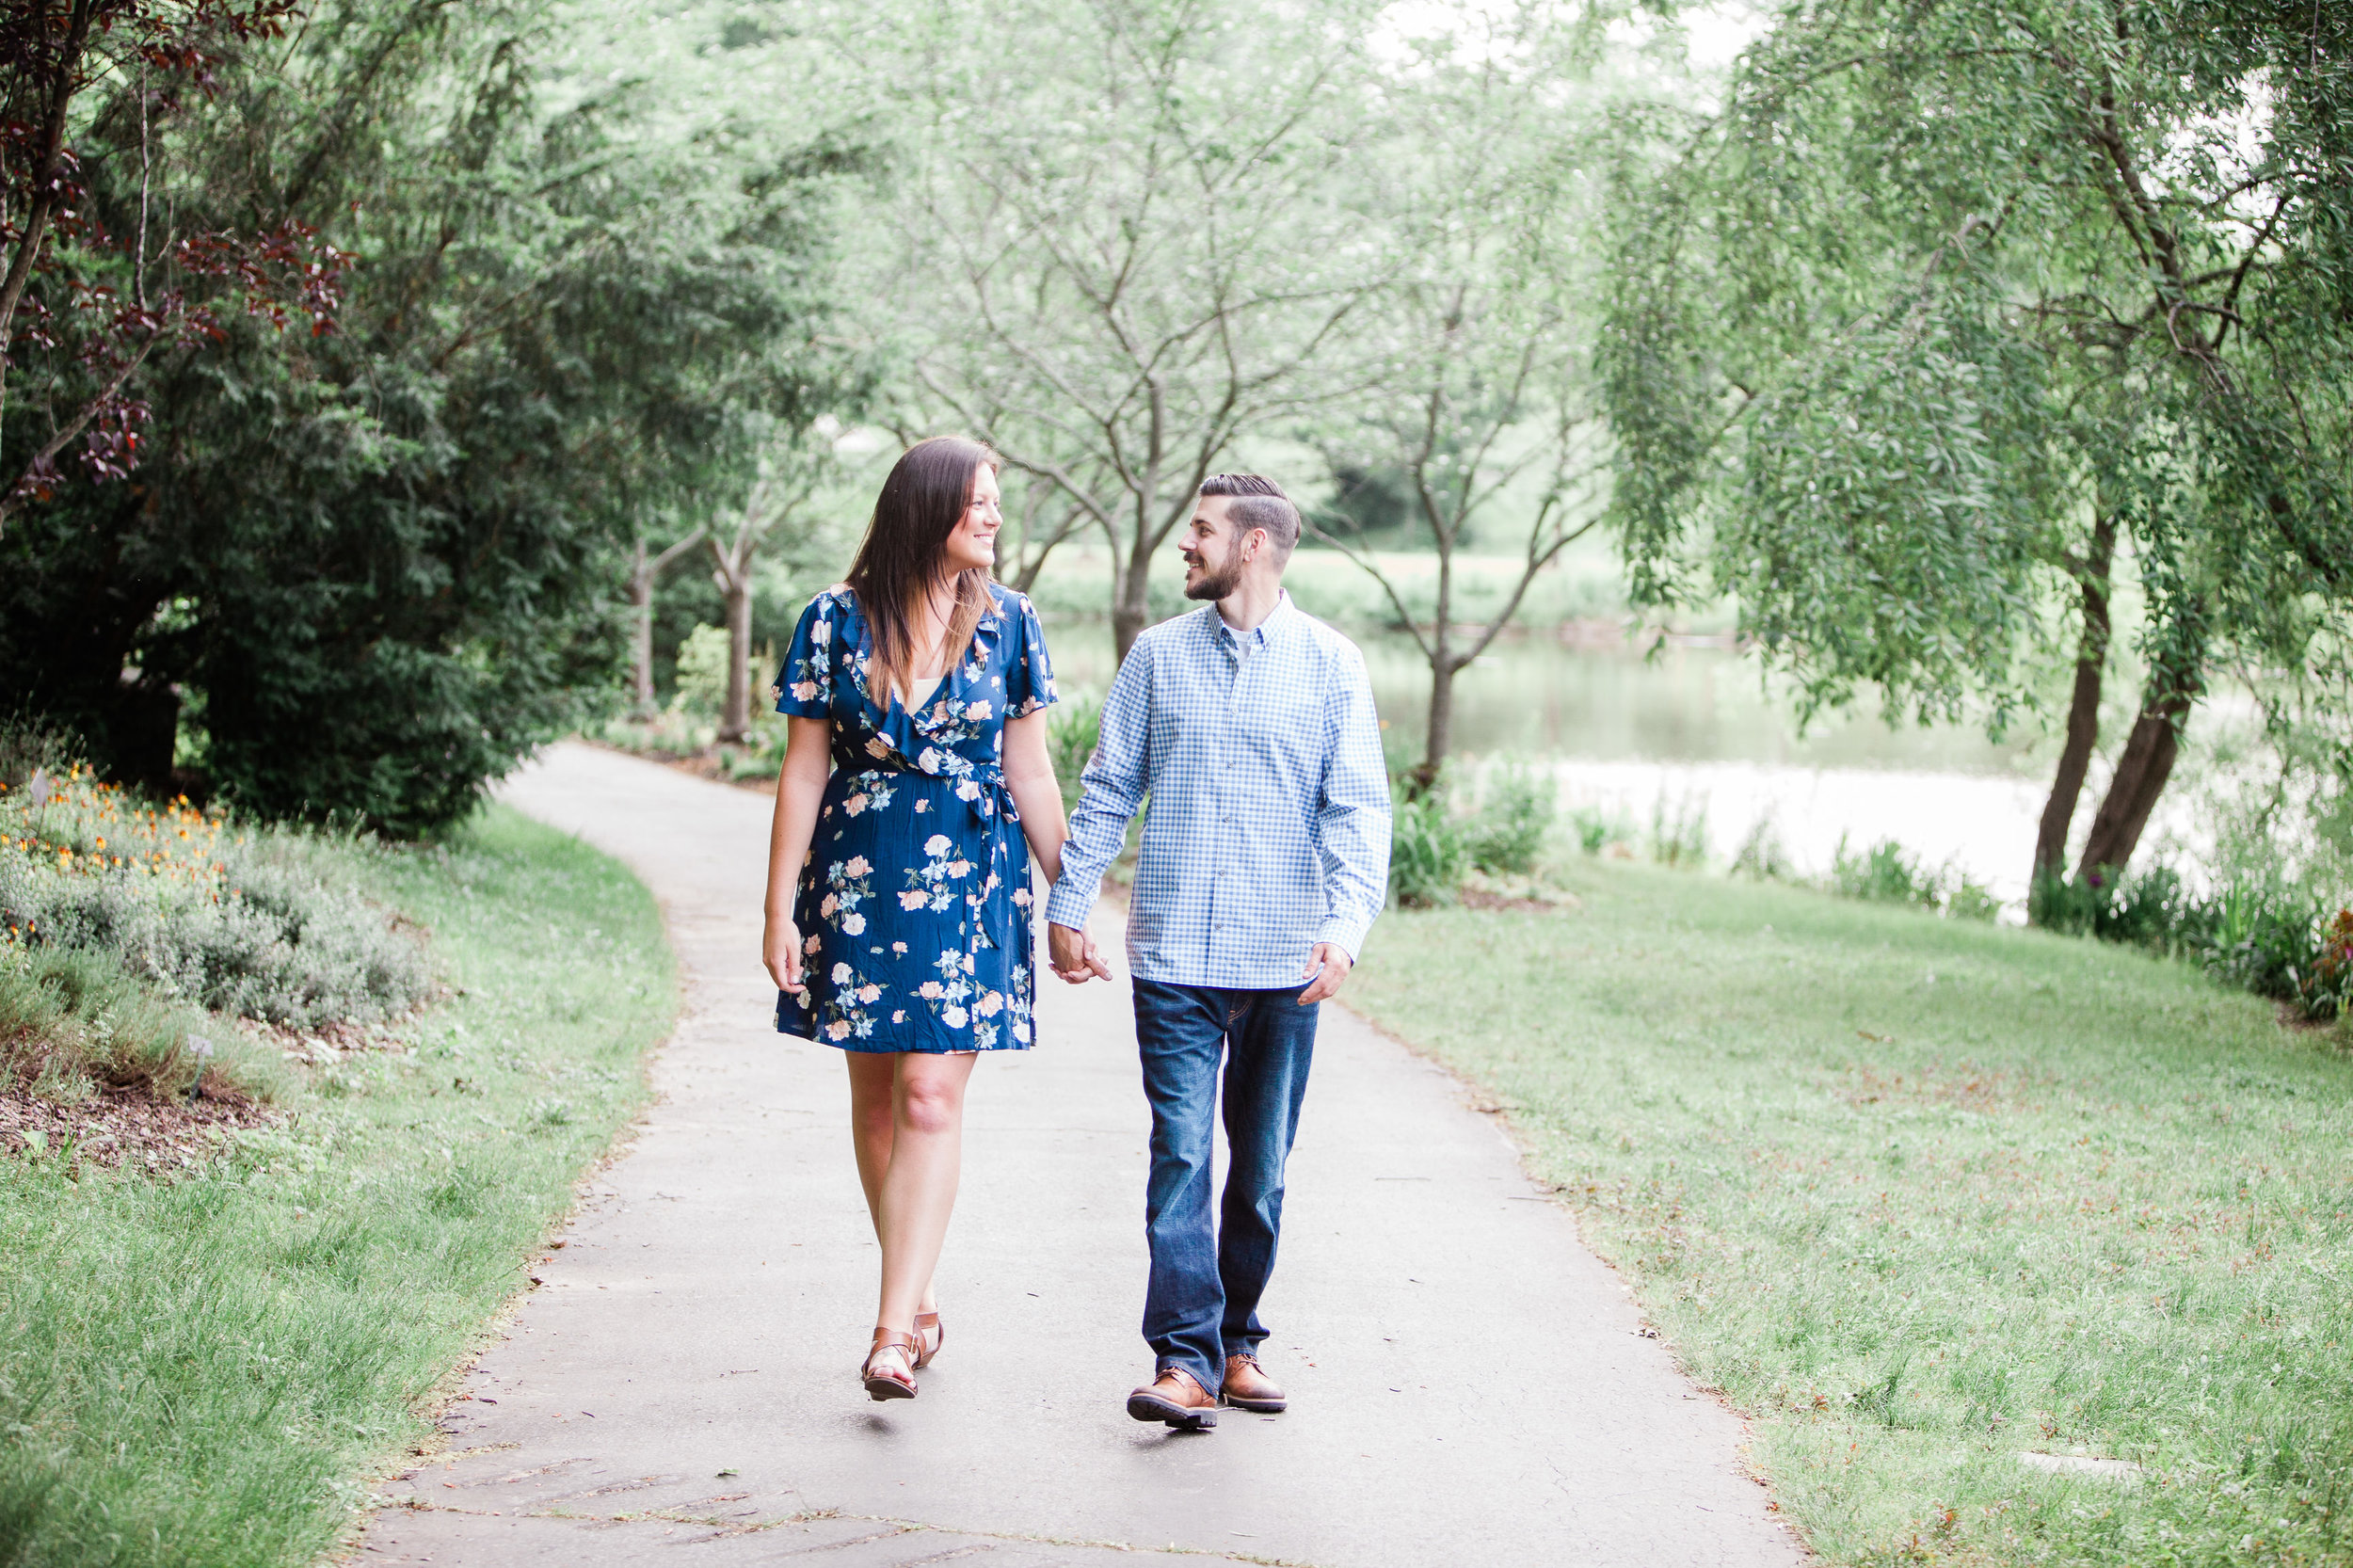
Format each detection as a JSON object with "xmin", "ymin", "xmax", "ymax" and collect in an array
[{"xmin": 896, "ymin": 673, "xmax": 948, "ymax": 714}]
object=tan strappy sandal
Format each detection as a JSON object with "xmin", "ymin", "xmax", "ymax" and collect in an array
[
  {"xmin": 913, "ymin": 1311, "xmax": 943, "ymax": 1368},
  {"xmin": 861, "ymin": 1328, "xmax": 920, "ymax": 1400}
]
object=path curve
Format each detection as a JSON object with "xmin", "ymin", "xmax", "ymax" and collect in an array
[{"xmin": 360, "ymin": 742, "xmax": 1804, "ymax": 1567}]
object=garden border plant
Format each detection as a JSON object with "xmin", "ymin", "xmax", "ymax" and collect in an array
[{"xmin": 0, "ymin": 804, "xmax": 679, "ymax": 1568}]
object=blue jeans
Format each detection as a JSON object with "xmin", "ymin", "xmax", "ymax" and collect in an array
[{"xmin": 1131, "ymin": 979, "xmax": 1320, "ymax": 1394}]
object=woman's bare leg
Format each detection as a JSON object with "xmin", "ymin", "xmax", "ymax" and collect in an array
[
  {"xmin": 845, "ymin": 1051, "xmax": 897, "ymax": 1226},
  {"xmin": 845, "ymin": 1052, "xmax": 952, "ymax": 1317},
  {"xmin": 873, "ymin": 1050, "xmax": 979, "ymax": 1332}
]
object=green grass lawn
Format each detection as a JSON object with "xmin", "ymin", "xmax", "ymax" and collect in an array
[
  {"xmin": 0, "ymin": 807, "xmax": 678, "ymax": 1568},
  {"xmin": 1349, "ymin": 859, "xmax": 2353, "ymax": 1568}
]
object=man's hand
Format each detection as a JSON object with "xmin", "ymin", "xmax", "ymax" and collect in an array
[
  {"xmin": 1297, "ymin": 941, "xmax": 1353, "ymax": 1005},
  {"xmin": 763, "ymin": 915, "xmax": 806, "ymax": 992},
  {"xmin": 1048, "ymin": 921, "xmax": 1113, "ymax": 984}
]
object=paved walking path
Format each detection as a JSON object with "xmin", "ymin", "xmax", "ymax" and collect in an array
[{"xmin": 358, "ymin": 743, "xmax": 1802, "ymax": 1568}]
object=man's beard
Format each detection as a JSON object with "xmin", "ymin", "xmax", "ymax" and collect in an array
[{"xmin": 1183, "ymin": 552, "xmax": 1244, "ymax": 601}]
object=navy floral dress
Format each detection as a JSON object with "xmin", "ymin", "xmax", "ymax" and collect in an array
[{"xmin": 771, "ymin": 584, "xmax": 1057, "ymax": 1052}]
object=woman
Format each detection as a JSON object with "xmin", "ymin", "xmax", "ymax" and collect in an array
[{"xmin": 761, "ymin": 436, "xmax": 1069, "ymax": 1401}]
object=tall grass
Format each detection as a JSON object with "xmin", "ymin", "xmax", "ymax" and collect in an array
[{"xmin": 0, "ymin": 808, "xmax": 678, "ymax": 1568}]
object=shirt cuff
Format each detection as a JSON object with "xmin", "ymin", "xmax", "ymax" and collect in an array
[
  {"xmin": 1315, "ymin": 912, "xmax": 1373, "ymax": 965},
  {"xmin": 1045, "ymin": 876, "xmax": 1101, "ymax": 933}
]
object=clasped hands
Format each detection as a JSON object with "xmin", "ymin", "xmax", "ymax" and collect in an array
[{"xmin": 1046, "ymin": 921, "xmax": 1114, "ymax": 984}]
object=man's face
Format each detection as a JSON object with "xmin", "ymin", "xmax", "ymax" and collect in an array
[{"xmin": 1178, "ymin": 496, "xmax": 1257, "ymax": 601}]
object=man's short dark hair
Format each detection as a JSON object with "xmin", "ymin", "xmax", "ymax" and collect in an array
[{"xmin": 1199, "ymin": 473, "xmax": 1301, "ymax": 562}]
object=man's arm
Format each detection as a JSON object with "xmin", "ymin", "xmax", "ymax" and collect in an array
[
  {"xmin": 1044, "ymin": 636, "xmax": 1154, "ymax": 942},
  {"xmin": 1300, "ymin": 643, "xmax": 1392, "ymax": 1001}
]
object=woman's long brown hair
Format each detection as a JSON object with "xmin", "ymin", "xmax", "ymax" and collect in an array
[{"xmin": 845, "ymin": 436, "xmax": 997, "ymax": 709}]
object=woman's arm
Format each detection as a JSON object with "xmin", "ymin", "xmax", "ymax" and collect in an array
[
  {"xmin": 762, "ymin": 716, "xmax": 834, "ymax": 991},
  {"xmin": 1000, "ymin": 710, "xmax": 1068, "ymax": 885}
]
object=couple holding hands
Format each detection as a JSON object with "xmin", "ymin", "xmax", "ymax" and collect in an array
[{"xmin": 760, "ymin": 437, "xmax": 1391, "ymax": 1429}]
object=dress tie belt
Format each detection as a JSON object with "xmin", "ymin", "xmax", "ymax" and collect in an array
[{"xmin": 837, "ymin": 762, "xmax": 1022, "ymax": 963}]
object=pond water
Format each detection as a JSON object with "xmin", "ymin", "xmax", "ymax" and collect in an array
[
  {"xmin": 1043, "ymin": 617, "xmax": 2143, "ymax": 910},
  {"xmin": 1045, "ymin": 619, "xmax": 2038, "ymax": 775}
]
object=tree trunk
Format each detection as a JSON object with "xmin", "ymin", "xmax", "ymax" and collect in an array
[
  {"xmin": 718, "ymin": 564, "xmax": 754, "ymax": 744},
  {"xmin": 629, "ymin": 541, "xmax": 657, "ymax": 715},
  {"xmin": 2075, "ymin": 655, "xmax": 2201, "ymax": 880},
  {"xmin": 2031, "ymin": 512, "xmax": 2116, "ymax": 883},
  {"xmin": 1112, "ymin": 546, "xmax": 1154, "ymax": 662},
  {"xmin": 1416, "ymin": 649, "xmax": 1462, "ymax": 797}
]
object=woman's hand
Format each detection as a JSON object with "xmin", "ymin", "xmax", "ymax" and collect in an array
[{"xmin": 764, "ymin": 915, "xmax": 806, "ymax": 992}]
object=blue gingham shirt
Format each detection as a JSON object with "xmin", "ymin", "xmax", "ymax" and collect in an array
[{"xmin": 1046, "ymin": 593, "xmax": 1392, "ymax": 989}]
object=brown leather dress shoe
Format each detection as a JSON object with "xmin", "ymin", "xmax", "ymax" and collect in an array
[
  {"xmin": 1126, "ymin": 1367, "xmax": 1219, "ymax": 1430},
  {"xmin": 1222, "ymin": 1353, "xmax": 1287, "ymax": 1413}
]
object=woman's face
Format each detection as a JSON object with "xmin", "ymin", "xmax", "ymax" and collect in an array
[{"xmin": 941, "ymin": 464, "xmax": 1001, "ymax": 575}]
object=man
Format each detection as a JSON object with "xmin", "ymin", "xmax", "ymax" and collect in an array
[{"xmin": 1047, "ymin": 473, "xmax": 1391, "ymax": 1431}]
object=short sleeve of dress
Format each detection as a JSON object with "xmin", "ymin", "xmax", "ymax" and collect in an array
[
  {"xmin": 774, "ymin": 592, "xmax": 838, "ymax": 717},
  {"xmin": 1001, "ymin": 592, "xmax": 1057, "ymax": 718}
]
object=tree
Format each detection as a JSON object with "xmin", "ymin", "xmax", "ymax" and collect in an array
[
  {"xmin": 628, "ymin": 525, "xmax": 706, "ymax": 714},
  {"xmin": 0, "ymin": 0, "xmax": 346, "ymax": 532},
  {"xmin": 1601, "ymin": 0, "xmax": 2353, "ymax": 889},
  {"xmin": 706, "ymin": 432, "xmax": 833, "ymax": 744},
  {"xmin": 0, "ymin": 0, "xmax": 865, "ymax": 829},
  {"xmin": 874, "ymin": 0, "xmax": 1392, "ymax": 657},
  {"xmin": 1309, "ymin": 8, "xmax": 1609, "ymax": 791}
]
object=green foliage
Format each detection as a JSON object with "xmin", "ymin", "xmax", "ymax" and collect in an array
[
  {"xmin": 0, "ymin": 808, "xmax": 677, "ymax": 1566},
  {"xmin": 1829, "ymin": 837, "xmax": 1944, "ymax": 910},
  {"xmin": 0, "ymin": 0, "xmax": 866, "ymax": 834},
  {"xmin": 1647, "ymin": 792, "xmax": 1708, "ymax": 870},
  {"xmin": 1462, "ymin": 764, "xmax": 1556, "ymax": 876},
  {"xmin": 2034, "ymin": 864, "xmax": 2352, "ymax": 1020},
  {"xmin": 1351, "ymin": 861, "xmax": 2353, "ymax": 1568},
  {"xmin": 672, "ymin": 625, "xmax": 739, "ymax": 721},
  {"xmin": 1601, "ymin": 0, "xmax": 2353, "ymax": 869},
  {"xmin": 1047, "ymin": 691, "xmax": 1102, "ymax": 815},
  {"xmin": 1568, "ymin": 804, "xmax": 1635, "ymax": 857},
  {"xmin": 1828, "ymin": 835, "xmax": 2000, "ymax": 921},
  {"xmin": 1388, "ymin": 792, "xmax": 1467, "ymax": 909},
  {"xmin": 1730, "ymin": 811, "xmax": 1794, "ymax": 881},
  {"xmin": 0, "ymin": 758, "xmax": 429, "ymax": 1039},
  {"xmin": 0, "ymin": 945, "xmax": 238, "ymax": 1105}
]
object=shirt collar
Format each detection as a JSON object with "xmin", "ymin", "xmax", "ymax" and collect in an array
[{"xmin": 1214, "ymin": 590, "xmax": 1294, "ymax": 652}]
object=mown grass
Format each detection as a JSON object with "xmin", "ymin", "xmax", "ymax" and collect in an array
[
  {"xmin": 0, "ymin": 806, "xmax": 677, "ymax": 1568},
  {"xmin": 1349, "ymin": 858, "xmax": 2353, "ymax": 1568}
]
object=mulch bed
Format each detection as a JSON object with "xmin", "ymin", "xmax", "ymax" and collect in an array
[{"xmin": 1, "ymin": 1075, "xmax": 275, "ymax": 1172}]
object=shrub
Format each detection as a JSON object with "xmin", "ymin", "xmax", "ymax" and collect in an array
[
  {"xmin": 1832, "ymin": 836, "xmax": 1999, "ymax": 920},
  {"xmin": 1389, "ymin": 793, "xmax": 1466, "ymax": 908},
  {"xmin": 0, "ymin": 766, "xmax": 431, "ymax": 1032},
  {"xmin": 1832, "ymin": 836, "xmax": 1942, "ymax": 908},
  {"xmin": 1463, "ymin": 764, "xmax": 1555, "ymax": 875},
  {"xmin": 1731, "ymin": 812, "xmax": 1796, "ymax": 881},
  {"xmin": 1649, "ymin": 792, "xmax": 1709, "ymax": 870},
  {"xmin": 2032, "ymin": 862, "xmax": 2352, "ymax": 1019},
  {"xmin": 2202, "ymin": 888, "xmax": 2330, "ymax": 1015},
  {"xmin": 673, "ymin": 624, "xmax": 736, "ymax": 720},
  {"xmin": 1568, "ymin": 805, "xmax": 1634, "ymax": 856},
  {"xmin": 1048, "ymin": 692, "xmax": 1102, "ymax": 813}
]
